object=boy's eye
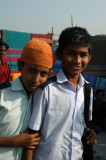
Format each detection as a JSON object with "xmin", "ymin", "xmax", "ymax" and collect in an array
[
  {"xmin": 40, "ymin": 71, "xmax": 48, "ymax": 77},
  {"xmin": 67, "ymin": 51, "xmax": 75, "ymax": 56},
  {"xmin": 28, "ymin": 69, "xmax": 35, "ymax": 74},
  {"xmin": 0, "ymin": 49, "xmax": 6, "ymax": 52},
  {"xmin": 80, "ymin": 53, "xmax": 88, "ymax": 58}
]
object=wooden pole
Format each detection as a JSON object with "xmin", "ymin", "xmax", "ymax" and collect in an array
[
  {"xmin": 71, "ymin": 15, "xmax": 73, "ymax": 28},
  {"xmin": 51, "ymin": 27, "xmax": 54, "ymax": 39}
]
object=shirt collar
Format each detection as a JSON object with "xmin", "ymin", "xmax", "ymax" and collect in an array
[
  {"xmin": 11, "ymin": 77, "xmax": 24, "ymax": 91},
  {"xmin": 1, "ymin": 59, "xmax": 4, "ymax": 64},
  {"xmin": 2, "ymin": 57, "xmax": 7, "ymax": 63},
  {"xmin": 78, "ymin": 74, "xmax": 85, "ymax": 87},
  {"xmin": 56, "ymin": 69, "xmax": 68, "ymax": 83},
  {"xmin": 56, "ymin": 69, "xmax": 85, "ymax": 87}
]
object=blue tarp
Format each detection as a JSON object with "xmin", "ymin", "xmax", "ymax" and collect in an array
[{"xmin": 52, "ymin": 46, "xmax": 61, "ymax": 71}]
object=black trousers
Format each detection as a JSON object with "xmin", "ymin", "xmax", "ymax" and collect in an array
[{"xmin": 83, "ymin": 144, "xmax": 94, "ymax": 160}]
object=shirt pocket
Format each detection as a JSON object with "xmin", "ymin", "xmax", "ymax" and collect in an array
[{"xmin": 48, "ymin": 100, "xmax": 68, "ymax": 115}]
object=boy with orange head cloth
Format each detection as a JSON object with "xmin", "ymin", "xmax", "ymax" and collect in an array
[{"xmin": 0, "ymin": 39, "xmax": 54, "ymax": 160}]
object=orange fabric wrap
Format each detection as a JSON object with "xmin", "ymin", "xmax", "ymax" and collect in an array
[{"xmin": 21, "ymin": 39, "xmax": 54, "ymax": 69}]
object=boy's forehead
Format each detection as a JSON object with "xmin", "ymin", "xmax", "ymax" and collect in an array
[
  {"xmin": 65, "ymin": 44, "xmax": 89, "ymax": 52},
  {"xmin": 97, "ymin": 92, "xmax": 104, "ymax": 95},
  {"xmin": 0, "ymin": 45, "xmax": 6, "ymax": 49},
  {"xmin": 23, "ymin": 62, "xmax": 50, "ymax": 71}
]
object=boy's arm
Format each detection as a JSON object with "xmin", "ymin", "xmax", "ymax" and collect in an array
[
  {"xmin": 0, "ymin": 129, "xmax": 40, "ymax": 149},
  {"xmin": 22, "ymin": 148, "xmax": 34, "ymax": 160},
  {"xmin": 22, "ymin": 129, "xmax": 39, "ymax": 160},
  {"xmin": 22, "ymin": 88, "xmax": 47, "ymax": 159}
]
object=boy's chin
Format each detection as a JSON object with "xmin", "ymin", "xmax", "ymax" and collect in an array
[
  {"xmin": 29, "ymin": 87, "xmax": 38, "ymax": 92},
  {"xmin": 68, "ymin": 71, "xmax": 81, "ymax": 76}
]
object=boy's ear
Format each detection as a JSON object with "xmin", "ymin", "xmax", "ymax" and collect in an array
[
  {"xmin": 55, "ymin": 48, "xmax": 62, "ymax": 60},
  {"xmin": 88, "ymin": 52, "xmax": 91, "ymax": 62},
  {"xmin": 17, "ymin": 58, "xmax": 22, "ymax": 72}
]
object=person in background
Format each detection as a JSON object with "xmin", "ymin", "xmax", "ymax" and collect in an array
[
  {"xmin": 0, "ymin": 39, "xmax": 54, "ymax": 160},
  {"xmin": 0, "ymin": 42, "xmax": 11, "ymax": 83},
  {"xmin": 23, "ymin": 27, "xmax": 97, "ymax": 160},
  {"xmin": 88, "ymin": 89, "xmax": 106, "ymax": 133}
]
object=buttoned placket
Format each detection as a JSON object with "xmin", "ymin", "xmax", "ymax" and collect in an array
[{"xmin": 69, "ymin": 84, "xmax": 83, "ymax": 159}]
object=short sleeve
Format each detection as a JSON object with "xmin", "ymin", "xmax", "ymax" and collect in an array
[{"xmin": 29, "ymin": 87, "xmax": 48, "ymax": 131}]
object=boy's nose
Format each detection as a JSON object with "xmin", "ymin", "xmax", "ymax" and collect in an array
[
  {"xmin": 0, "ymin": 50, "xmax": 6, "ymax": 53},
  {"xmin": 33, "ymin": 74, "xmax": 40, "ymax": 84},
  {"xmin": 0, "ymin": 51, "xmax": 3, "ymax": 54},
  {"xmin": 0, "ymin": 51, "xmax": 6, "ymax": 56},
  {"xmin": 74, "ymin": 54, "xmax": 81, "ymax": 63}
]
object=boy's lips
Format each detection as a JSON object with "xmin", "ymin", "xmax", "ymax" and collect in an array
[
  {"xmin": 29, "ymin": 85, "xmax": 38, "ymax": 91},
  {"xmin": 30, "ymin": 84, "xmax": 39, "ymax": 89},
  {"xmin": 71, "ymin": 65, "xmax": 81, "ymax": 70},
  {"xmin": 31, "ymin": 85, "xmax": 38, "ymax": 88}
]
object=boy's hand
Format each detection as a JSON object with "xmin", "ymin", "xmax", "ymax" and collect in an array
[
  {"xmin": 16, "ymin": 131, "xmax": 40, "ymax": 149},
  {"xmin": 83, "ymin": 128, "xmax": 97, "ymax": 145}
]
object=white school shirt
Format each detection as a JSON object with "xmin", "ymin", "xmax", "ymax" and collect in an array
[
  {"xmin": 0, "ymin": 77, "xmax": 33, "ymax": 160},
  {"xmin": 29, "ymin": 69, "xmax": 93, "ymax": 160}
]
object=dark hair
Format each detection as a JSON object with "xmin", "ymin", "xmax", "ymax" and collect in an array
[
  {"xmin": 21, "ymin": 61, "xmax": 25, "ymax": 68},
  {"xmin": 95, "ymin": 89, "xmax": 105, "ymax": 96},
  {"xmin": 17, "ymin": 60, "xmax": 25, "ymax": 72},
  {"xmin": 59, "ymin": 26, "xmax": 91, "ymax": 54},
  {"xmin": 0, "ymin": 42, "xmax": 9, "ymax": 49}
]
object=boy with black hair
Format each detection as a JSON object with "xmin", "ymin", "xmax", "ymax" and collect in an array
[
  {"xmin": 0, "ymin": 41, "xmax": 11, "ymax": 83},
  {"xmin": 89, "ymin": 89, "xmax": 106, "ymax": 133},
  {"xmin": 24, "ymin": 27, "xmax": 96, "ymax": 160},
  {"xmin": 0, "ymin": 39, "xmax": 54, "ymax": 160},
  {"xmin": 95, "ymin": 89, "xmax": 105, "ymax": 100}
]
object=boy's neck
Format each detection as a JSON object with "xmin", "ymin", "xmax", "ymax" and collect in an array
[
  {"xmin": 64, "ymin": 73, "xmax": 79, "ymax": 90},
  {"xmin": 0, "ymin": 58, "xmax": 2, "ymax": 64},
  {"xmin": 96, "ymin": 99, "xmax": 102, "ymax": 105},
  {"xmin": 19, "ymin": 77, "xmax": 30, "ymax": 98},
  {"xmin": 68, "ymin": 75, "xmax": 79, "ymax": 90},
  {"xmin": 62, "ymin": 69, "xmax": 80, "ymax": 90}
]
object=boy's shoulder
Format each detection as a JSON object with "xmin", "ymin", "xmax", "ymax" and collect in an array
[
  {"xmin": 84, "ymin": 81, "xmax": 92, "ymax": 88},
  {"xmin": 0, "ymin": 82, "xmax": 11, "ymax": 90},
  {"xmin": 39, "ymin": 75, "xmax": 57, "ymax": 90}
]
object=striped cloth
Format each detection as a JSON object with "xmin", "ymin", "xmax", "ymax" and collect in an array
[
  {"xmin": 0, "ymin": 58, "xmax": 11, "ymax": 83},
  {"xmin": 84, "ymin": 74, "xmax": 106, "ymax": 97},
  {"xmin": 32, "ymin": 33, "xmax": 52, "ymax": 45}
]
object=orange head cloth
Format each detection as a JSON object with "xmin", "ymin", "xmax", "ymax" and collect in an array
[{"xmin": 21, "ymin": 39, "xmax": 54, "ymax": 69}]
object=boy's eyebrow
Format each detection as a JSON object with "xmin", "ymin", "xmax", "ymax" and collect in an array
[
  {"xmin": 28, "ymin": 68, "xmax": 49, "ymax": 73},
  {"xmin": 41, "ymin": 71, "xmax": 48, "ymax": 73},
  {"xmin": 67, "ymin": 49, "xmax": 74, "ymax": 51},
  {"xmin": 28, "ymin": 68, "xmax": 36, "ymax": 71},
  {"xmin": 80, "ymin": 51, "xmax": 89, "ymax": 54},
  {"xmin": 67, "ymin": 49, "xmax": 89, "ymax": 54}
]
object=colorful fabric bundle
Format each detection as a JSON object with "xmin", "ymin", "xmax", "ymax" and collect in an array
[
  {"xmin": 32, "ymin": 33, "xmax": 52, "ymax": 46},
  {"xmin": 95, "ymin": 77, "xmax": 106, "ymax": 95},
  {"xmin": 84, "ymin": 74, "xmax": 106, "ymax": 96},
  {"xmin": 2, "ymin": 29, "xmax": 30, "ymax": 74}
]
